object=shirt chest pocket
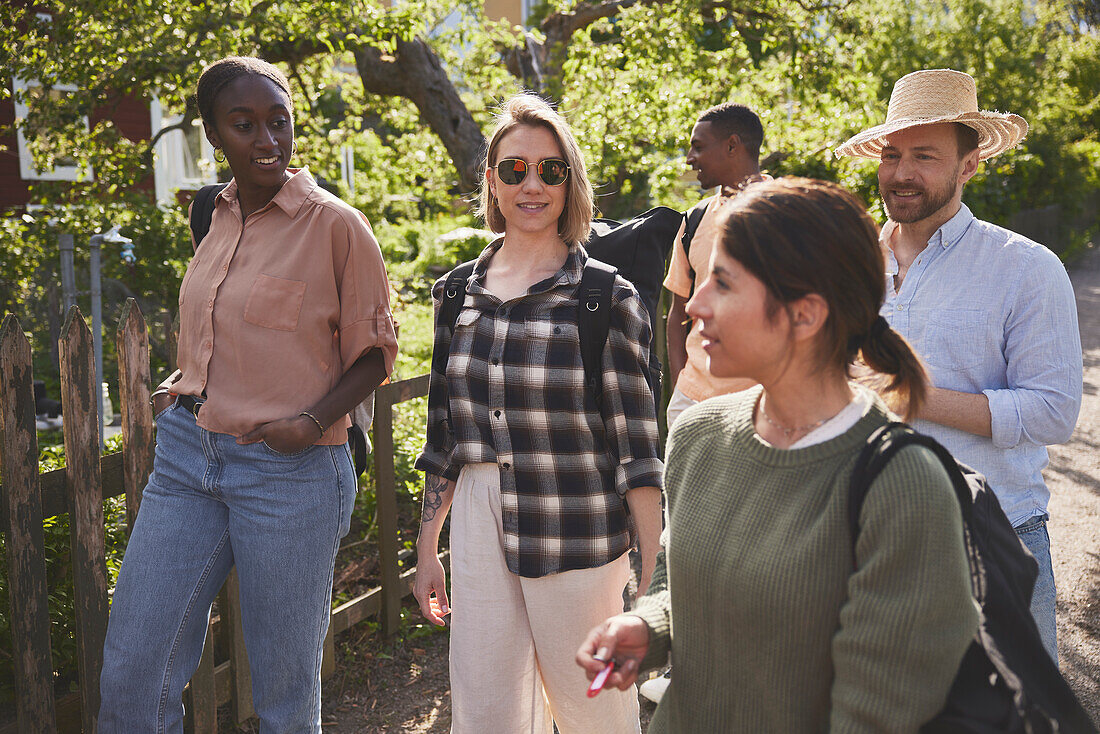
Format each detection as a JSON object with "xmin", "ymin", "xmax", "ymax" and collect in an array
[
  {"xmin": 454, "ymin": 308, "xmax": 480, "ymax": 331},
  {"xmin": 524, "ymin": 316, "xmax": 582, "ymax": 373},
  {"xmin": 525, "ymin": 315, "xmax": 577, "ymax": 342},
  {"xmin": 243, "ymin": 274, "xmax": 307, "ymax": 331},
  {"xmin": 919, "ymin": 308, "xmax": 998, "ymax": 371}
]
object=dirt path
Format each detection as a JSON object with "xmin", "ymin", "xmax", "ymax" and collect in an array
[
  {"xmin": 1048, "ymin": 246, "xmax": 1100, "ymax": 721},
  {"xmin": 317, "ymin": 249, "xmax": 1100, "ymax": 732}
]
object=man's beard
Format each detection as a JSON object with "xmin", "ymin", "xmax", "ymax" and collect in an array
[{"xmin": 881, "ymin": 167, "xmax": 959, "ymax": 224}]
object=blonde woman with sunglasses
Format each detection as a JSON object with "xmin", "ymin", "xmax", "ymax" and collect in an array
[{"xmin": 413, "ymin": 94, "xmax": 663, "ymax": 733}]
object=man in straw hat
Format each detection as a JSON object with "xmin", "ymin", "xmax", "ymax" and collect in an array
[{"xmin": 836, "ymin": 68, "xmax": 1082, "ymax": 663}]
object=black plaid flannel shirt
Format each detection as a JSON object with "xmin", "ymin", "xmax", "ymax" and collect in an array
[{"xmin": 415, "ymin": 240, "xmax": 664, "ymax": 578}]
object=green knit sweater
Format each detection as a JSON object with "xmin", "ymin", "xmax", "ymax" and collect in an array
[{"xmin": 631, "ymin": 385, "xmax": 978, "ymax": 733}]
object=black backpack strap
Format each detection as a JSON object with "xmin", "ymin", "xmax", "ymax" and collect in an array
[
  {"xmin": 848, "ymin": 422, "xmax": 977, "ymax": 556},
  {"xmin": 431, "ymin": 260, "xmax": 477, "ymax": 379},
  {"xmin": 681, "ymin": 199, "xmax": 709, "ymax": 286},
  {"xmin": 430, "ymin": 260, "xmax": 477, "ymax": 437},
  {"xmin": 189, "ymin": 183, "xmax": 228, "ymax": 249},
  {"xmin": 440, "ymin": 261, "xmax": 477, "ymax": 333},
  {"xmin": 578, "ymin": 259, "xmax": 617, "ymax": 408}
]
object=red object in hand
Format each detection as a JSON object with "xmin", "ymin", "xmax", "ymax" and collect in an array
[{"xmin": 587, "ymin": 660, "xmax": 615, "ymax": 698}]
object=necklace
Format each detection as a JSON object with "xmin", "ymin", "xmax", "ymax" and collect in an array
[{"xmin": 758, "ymin": 396, "xmax": 830, "ymax": 439}]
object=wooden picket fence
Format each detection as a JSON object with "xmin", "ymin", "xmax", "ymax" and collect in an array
[{"xmin": 0, "ymin": 300, "xmax": 434, "ymax": 733}]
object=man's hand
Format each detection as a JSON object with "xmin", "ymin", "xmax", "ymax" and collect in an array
[{"xmin": 576, "ymin": 614, "xmax": 651, "ymax": 691}]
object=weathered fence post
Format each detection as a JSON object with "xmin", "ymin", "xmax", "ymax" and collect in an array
[
  {"xmin": 222, "ymin": 570, "xmax": 255, "ymax": 723},
  {"xmin": 184, "ymin": 619, "xmax": 217, "ymax": 734},
  {"xmin": 59, "ymin": 305, "xmax": 109, "ymax": 733},
  {"xmin": 116, "ymin": 299, "xmax": 154, "ymax": 531},
  {"xmin": 372, "ymin": 381, "xmax": 402, "ymax": 636},
  {"xmin": 0, "ymin": 315, "xmax": 58, "ymax": 733}
]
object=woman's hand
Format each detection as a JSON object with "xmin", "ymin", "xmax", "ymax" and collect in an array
[
  {"xmin": 575, "ymin": 614, "xmax": 651, "ymax": 691},
  {"xmin": 151, "ymin": 391, "xmax": 176, "ymax": 417},
  {"xmin": 413, "ymin": 549, "xmax": 450, "ymax": 626},
  {"xmin": 237, "ymin": 415, "xmax": 320, "ymax": 454}
]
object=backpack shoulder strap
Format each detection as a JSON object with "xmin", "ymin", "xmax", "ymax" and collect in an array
[
  {"xmin": 431, "ymin": 259, "xmax": 477, "ymax": 378},
  {"xmin": 189, "ymin": 183, "xmax": 228, "ymax": 250},
  {"xmin": 440, "ymin": 260, "xmax": 477, "ymax": 334},
  {"xmin": 681, "ymin": 198, "xmax": 710, "ymax": 281},
  {"xmin": 578, "ymin": 258, "xmax": 617, "ymax": 407},
  {"xmin": 848, "ymin": 422, "xmax": 975, "ymax": 556},
  {"xmin": 431, "ymin": 260, "xmax": 478, "ymax": 437}
]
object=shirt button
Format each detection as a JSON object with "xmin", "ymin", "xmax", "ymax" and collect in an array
[
  {"xmin": 501, "ymin": 462, "xmax": 511, "ymax": 469},
  {"xmin": 897, "ymin": 304, "xmax": 906, "ymax": 311},
  {"xmin": 492, "ymin": 358, "xmax": 500, "ymax": 366},
  {"xmin": 494, "ymin": 410, "xmax": 501, "ymax": 418}
]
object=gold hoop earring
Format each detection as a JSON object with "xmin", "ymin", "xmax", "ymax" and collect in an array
[{"xmin": 213, "ymin": 147, "xmax": 225, "ymax": 163}]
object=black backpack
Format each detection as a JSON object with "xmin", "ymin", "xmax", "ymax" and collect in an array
[
  {"xmin": 849, "ymin": 423, "xmax": 1096, "ymax": 734},
  {"xmin": 438, "ymin": 206, "xmax": 684, "ymax": 408},
  {"xmin": 188, "ymin": 183, "xmax": 371, "ymax": 476}
]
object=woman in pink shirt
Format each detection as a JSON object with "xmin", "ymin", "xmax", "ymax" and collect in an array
[{"xmin": 98, "ymin": 57, "xmax": 398, "ymax": 733}]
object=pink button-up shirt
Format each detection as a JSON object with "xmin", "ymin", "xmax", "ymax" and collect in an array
[{"xmin": 171, "ymin": 168, "xmax": 398, "ymax": 444}]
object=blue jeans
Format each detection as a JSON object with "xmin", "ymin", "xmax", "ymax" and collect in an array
[
  {"xmin": 99, "ymin": 399, "xmax": 356, "ymax": 733},
  {"xmin": 1015, "ymin": 515, "xmax": 1058, "ymax": 666}
]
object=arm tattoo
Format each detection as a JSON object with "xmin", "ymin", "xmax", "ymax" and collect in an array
[{"xmin": 422, "ymin": 474, "xmax": 447, "ymax": 522}]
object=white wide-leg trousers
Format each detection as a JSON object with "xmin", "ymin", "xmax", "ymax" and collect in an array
[{"xmin": 448, "ymin": 463, "xmax": 641, "ymax": 734}]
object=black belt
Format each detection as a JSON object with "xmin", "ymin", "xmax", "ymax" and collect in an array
[{"xmin": 178, "ymin": 394, "xmax": 204, "ymax": 417}]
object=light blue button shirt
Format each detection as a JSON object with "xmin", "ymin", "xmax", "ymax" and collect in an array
[{"xmin": 881, "ymin": 204, "xmax": 1082, "ymax": 526}]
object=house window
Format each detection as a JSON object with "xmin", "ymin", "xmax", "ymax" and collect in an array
[
  {"xmin": 150, "ymin": 97, "xmax": 217, "ymax": 202},
  {"xmin": 12, "ymin": 77, "xmax": 93, "ymax": 182}
]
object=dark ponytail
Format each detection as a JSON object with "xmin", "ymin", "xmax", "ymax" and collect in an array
[
  {"xmin": 854, "ymin": 316, "xmax": 928, "ymax": 420},
  {"xmin": 718, "ymin": 177, "xmax": 929, "ymax": 419}
]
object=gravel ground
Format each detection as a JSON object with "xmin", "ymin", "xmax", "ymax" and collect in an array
[
  {"xmin": 313, "ymin": 248, "xmax": 1100, "ymax": 732},
  {"xmin": 1047, "ymin": 245, "xmax": 1100, "ymax": 722}
]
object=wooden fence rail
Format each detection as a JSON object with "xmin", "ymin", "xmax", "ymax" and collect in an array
[{"xmin": 0, "ymin": 301, "xmax": 433, "ymax": 733}]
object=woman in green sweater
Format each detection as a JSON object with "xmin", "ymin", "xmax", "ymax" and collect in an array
[{"xmin": 577, "ymin": 178, "xmax": 978, "ymax": 732}]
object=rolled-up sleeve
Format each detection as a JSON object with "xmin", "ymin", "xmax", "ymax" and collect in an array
[
  {"xmin": 663, "ymin": 217, "xmax": 692, "ymax": 298},
  {"xmin": 985, "ymin": 248, "xmax": 1081, "ymax": 449},
  {"xmin": 602, "ymin": 285, "xmax": 664, "ymax": 494},
  {"xmin": 337, "ymin": 212, "xmax": 399, "ymax": 375}
]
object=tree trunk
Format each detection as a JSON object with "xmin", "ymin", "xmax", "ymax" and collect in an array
[{"xmin": 354, "ymin": 37, "xmax": 486, "ymax": 194}]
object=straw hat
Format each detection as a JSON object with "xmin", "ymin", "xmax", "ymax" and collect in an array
[{"xmin": 835, "ymin": 69, "xmax": 1028, "ymax": 161}]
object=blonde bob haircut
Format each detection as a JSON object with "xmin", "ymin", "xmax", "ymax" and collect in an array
[{"xmin": 476, "ymin": 94, "xmax": 594, "ymax": 246}]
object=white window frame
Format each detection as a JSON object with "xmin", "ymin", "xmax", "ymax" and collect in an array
[
  {"xmin": 12, "ymin": 77, "xmax": 92, "ymax": 182},
  {"xmin": 150, "ymin": 97, "xmax": 218, "ymax": 203}
]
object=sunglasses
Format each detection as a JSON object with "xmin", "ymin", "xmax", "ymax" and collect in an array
[{"xmin": 493, "ymin": 158, "xmax": 570, "ymax": 186}]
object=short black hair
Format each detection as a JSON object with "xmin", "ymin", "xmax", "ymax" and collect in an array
[
  {"xmin": 698, "ymin": 103, "xmax": 764, "ymax": 159},
  {"xmin": 196, "ymin": 56, "xmax": 292, "ymax": 130},
  {"xmin": 954, "ymin": 122, "xmax": 980, "ymax": 158}
]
